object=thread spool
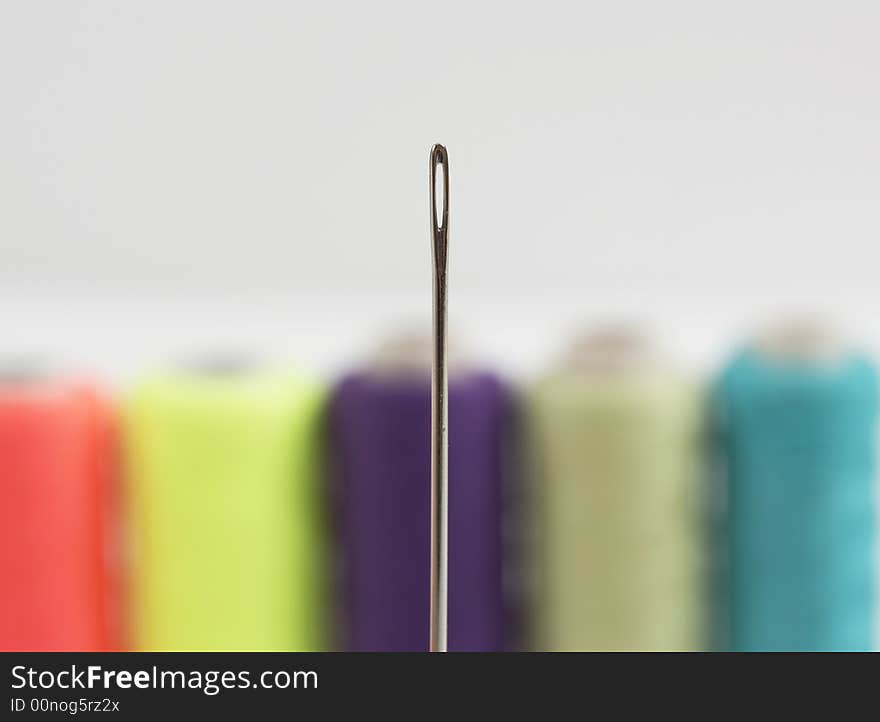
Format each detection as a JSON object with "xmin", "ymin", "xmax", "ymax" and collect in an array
[
  {"xmin": 0, "ymin": 373, "xmax": 119, "ymax": 651},
  {"xmin": 528, "ymin": 327, "xmax": 703, "ymax": 651},
  {"xmin": 329, "ymin": 334, "xmax": 510, "ymax": 651},
  {"xmin": 125, "ymin": 361, "xmax": 326, "ymax": 651},
  {"xmin": 715, "ymin": 320, "xmax": 877, "ymax": 651}
]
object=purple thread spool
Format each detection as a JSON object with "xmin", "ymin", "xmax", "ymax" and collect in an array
[{"xmin": 329, "ymin": 366, "xmax": 509, "ymax": 651}]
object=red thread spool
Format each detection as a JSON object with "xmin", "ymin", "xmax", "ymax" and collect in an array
[{"xmin": 0, "ymin": 380, "xmax": 120, "ymax": 651}]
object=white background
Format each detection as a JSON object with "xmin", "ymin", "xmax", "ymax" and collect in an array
[{"xmin": 1, "ymin": 1, "xmax": 879, "ymax": 382}]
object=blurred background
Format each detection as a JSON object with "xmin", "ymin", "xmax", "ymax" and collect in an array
[
  {"xmin": 1, "ymin": 1, "xmax": 879, "ymax": 652},
  {"xmin": 2, "ymin": 0, "xmax": 879, "ymax": 378}
]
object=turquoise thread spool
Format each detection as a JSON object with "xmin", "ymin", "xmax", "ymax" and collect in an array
[{"xmin": 715, "ymin": 323, "xmax": 877, "ymax": 651}]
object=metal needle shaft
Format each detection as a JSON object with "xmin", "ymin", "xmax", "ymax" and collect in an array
[{"xmin": 429, "ymin": 143, "xmax": 449, "ymax": 653}]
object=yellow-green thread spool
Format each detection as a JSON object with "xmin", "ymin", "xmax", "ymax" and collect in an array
[{"xmin": 125, "ymin": 364, "xmax": 327, "ymax": 651}]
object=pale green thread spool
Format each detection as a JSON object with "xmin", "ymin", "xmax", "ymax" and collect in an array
[{"xmin": 528, "ymin": 329, "xmax": 704, "ymax": 651}]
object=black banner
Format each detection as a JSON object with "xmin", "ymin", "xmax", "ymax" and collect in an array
[{"xmin": 1, "ymin": 651, "xmax": 845, "ymax": 717}]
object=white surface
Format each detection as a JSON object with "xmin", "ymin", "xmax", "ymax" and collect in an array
[{"xmin": 1, "ymin": 1, "xmax": 879, "ymax": 380}]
